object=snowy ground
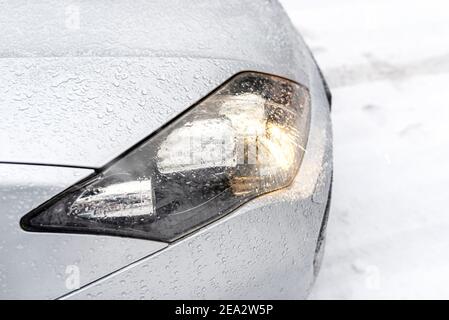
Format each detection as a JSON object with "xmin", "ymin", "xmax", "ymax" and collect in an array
[{"xmin": 279, "ymin": 0, "xmax": 449, "ymax": 299}]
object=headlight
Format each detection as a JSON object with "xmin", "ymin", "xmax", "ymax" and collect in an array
[{"xmin": 21, "ymin": 72, "xmax": 311, "ymax": 242}]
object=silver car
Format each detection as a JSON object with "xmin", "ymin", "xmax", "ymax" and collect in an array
[{"xmin": 0, "ymin": 0, "xmax": 332, "ymax": 299}]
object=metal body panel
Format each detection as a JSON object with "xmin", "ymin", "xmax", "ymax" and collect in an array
[{"xmin": 0, "ymin": 164, "xmax": 167, "ymax": 299}]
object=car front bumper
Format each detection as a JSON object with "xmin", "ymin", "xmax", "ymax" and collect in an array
[{"xmin": 0, "ymin": 65, "xmax": 332, "ymax": 299}]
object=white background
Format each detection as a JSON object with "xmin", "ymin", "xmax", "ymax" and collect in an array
[{"xmin": 279, "ymin": 0, "xmax": 449, "ymax": 299}]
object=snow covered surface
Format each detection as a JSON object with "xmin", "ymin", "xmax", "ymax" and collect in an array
[{"xmin": 280, "ymin": 0, "xmax": 449, "ymax": 299}]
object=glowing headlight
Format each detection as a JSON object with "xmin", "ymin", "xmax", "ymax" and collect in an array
[{"xmin": 21, "ymin": 72, "xmax": 311, "ymax": 242}]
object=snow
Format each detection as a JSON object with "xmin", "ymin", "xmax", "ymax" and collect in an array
[{"xmin": 279, "ymin": 0, "xmax": 449, "ymax": 299}]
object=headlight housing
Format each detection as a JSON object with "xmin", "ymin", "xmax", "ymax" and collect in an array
[{"xmin": 21, "ymin": 72, "xmax": 311, "ymax": 242}]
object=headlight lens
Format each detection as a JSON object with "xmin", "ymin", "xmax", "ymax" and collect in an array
[{"xmin": 21, "ymin": 72, "xmax": 311, "ymax": 242}]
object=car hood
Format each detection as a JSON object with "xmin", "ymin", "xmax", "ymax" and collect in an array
[{"xmin": 0, "ymin": 0, "xmax": 310, "ymax": 168}]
